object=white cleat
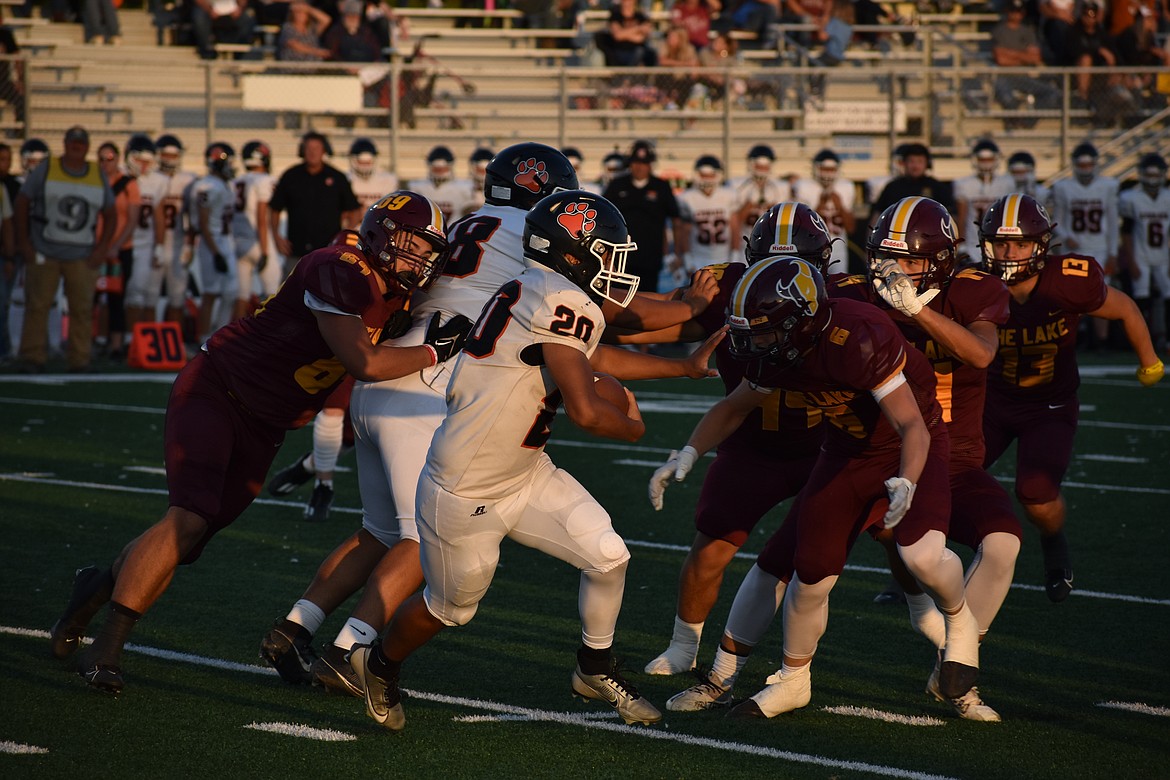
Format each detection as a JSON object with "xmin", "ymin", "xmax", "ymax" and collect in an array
[
  {"xmin": 728, "ymin": 668, "xmax": 811, "ymax": 718},
  {"xmin": 665, "ymin": 670, "xmax": 732, "ymax": 712},
  {"xmin": 643, "ymin": 645, "xmax": 698, "ymax": 676},
  {"xmin": 349, "ymin": 644, "xmax": 405, "ymax": 732},
  {"xmin": 571, "ymin": 663, "xmax": 662, "ymax": 725},
  {"xmin": 928, "ymin": 663, "xmax": 1000, "ymax": 722}
]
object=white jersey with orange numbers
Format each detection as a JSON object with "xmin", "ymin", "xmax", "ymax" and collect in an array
[
  {"xmin": 677, "ymin": 185, "xmax": 739, "ymax": 270},
  {"xmin": 349, "ymin": 169, "xmax": 399, "ymax": 212},
  {"xmin": 408, "ymin": 177, "xmax": 476, "ymax": 224},
  {"xmin": 954, "ymin": 173, "xmax": 1014, "ymax": 259},
  {"xmin": 132, "ymin": 170, "xmax": 170, "ymax": 255},
  {"xmin": 231, "ymin": 169, "xmax": 274, "ymax": 258},
  {"xmin": 792, "ymin": 177, "xmax": 856, "ymax": 274},
  {"xmin": 730, "ymin": 175, "xmax": 790, "ymax": 231},
  {"xmin": 1050, "ymin": 175, "xmax": 1120, "ymax": 267}
]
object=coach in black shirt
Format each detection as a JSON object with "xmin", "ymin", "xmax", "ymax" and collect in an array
[
  {"xmin": 603, "ymin": 139, "xmax": 686, "ymax": 293},
  {"xmin": 869, "ymin": 142, "xmax": 955, "ymax": 224},
  {"xmin": 268, "ymin": 131, "xmax": 362, "ymax": 268}
]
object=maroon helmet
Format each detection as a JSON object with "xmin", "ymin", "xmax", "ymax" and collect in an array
[
  {"xmin": 744, "ymin": 202, "xmax": 834, "ymax": 269},
  {"xmin": 359, "ymin": 191, "xmax": 450, "ymax": 294},
  {"xmin": 867, "ymin": 196, "xmax": 958, "ymax": 293},
  {"xmin": 978, "ymin": 193, "xmax": 1055, "ymax": 285},
  {"xmin": 726, "ymin": 255, "xmax": 831, "ymax": 371}
]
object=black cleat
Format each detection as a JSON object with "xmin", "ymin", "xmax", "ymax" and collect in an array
[
  {"xmin": 304, "ymin": 483, "xmax": 334, "ymax": 522},
  {"xmin": 1045, "ymin": 568, "xmax": 1074, "ymax": 603},
  {"xmin": 79, "ymin": 660, "xmax": 124, "ymax": 694},
  {"xmin": 267, "ymin": 452, "xmax": 313, "ymax": 497},
  {"xmin": 260, "ymin": 619, "xmax": 318, "ymax": 684},
  {"xmin": 726, "ymin": 698, "xmax": 767, "ymax": 719},
  {"xmin": 312, "ymin": 644, "xmax": 362, "ymax": 698},
  {"xmin": 50, "ymin": 565, "xmax": 113, "ymax": 659}
]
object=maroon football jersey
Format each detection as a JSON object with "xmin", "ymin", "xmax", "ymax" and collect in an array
[
  {"xmin": 696, "ymin": 262, "xmax": 823, "ymax": 458},
  {"xmin": 204, "ymin": 245, "xmax": 407, "ymax": 428},
  {"xmin": 831, "ymin": 269, "xmax": 1009, "ymax": 467},
  {"xmin": 987, "ymin": 253, "xmax": 1107, "ymax": 405},
  {"xmin": 751, "ymin": 297, "xmax": 944, "ymax": 457}
]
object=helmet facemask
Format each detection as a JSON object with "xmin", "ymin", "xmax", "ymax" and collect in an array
[
  {"xmin": 583, "ymin": 235, "xmax": 640, "ymax": 308},
  {"xmin": 371, "ymin": 217, "xmax": 449, "ymax": 294},
  {"xmin": 351, "ymin": 152, "xmax": 376, "ymax": 179}
]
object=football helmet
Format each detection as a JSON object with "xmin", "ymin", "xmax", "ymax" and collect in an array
[
  {"xmin": 156, "ymin": 134, "xmax": 184, "ymax": 174},
  {"xmin": 600, "ymin": 151, "xmax": 625, "ymax": 187},
  {"xmin": 359, "ymin": 191, "xmax": 451, "ymax": 295},
  {"xmin": 483, "ymin": 142, "xmax": 578, "ymax": 210},
  {"xmin": 1007, "ymin": 151, "xmax": 1035, "ymax": 190},
  {"xmin": 1071, "ymin": 142, "xmax": 1099, "ymax": 185},
  {"xmin": 693, "ymin": 155, "xmax": 723, "ymax": 195},
  {"xmin": 971, "ymin": 139, "xmax": 1000, "ymax": 177},
  {"xmin": 19, "ymin": 138, "xmax": 48, "ymax": 174},
  {"xmin": 1138, "ymin": 152, "xmax": 1167, "ymax": 196},
  {"xmin": 426, "ymin": 145, "xmax": 455, "ymax": 186},
  {"xmin": 747, "ymin": 144, "xmax": 775, "ymax": 181},
  {"xmin": 469, "ymin": 146, "xmax": 494, "ymax": 183},
  {"xmin": 205, "ymin": 142, "xmax": 236, "ymax": 180},
  {"xmin": 978, "ymin": 193, "xmax": 1055, "ymax": 285},
  {"xmin": 349, "ymin": 138, "xmax": 378, "ymax": 179},
  {"xmin": 745, "ymin": 202, "xmax": 834, "ymax": 269},
  {"xmin": 241, "ymin": 140, "xmax": 271, "ymax": 172},
  {"xmin": 866, "ymin": 196, "xmax": 958, "ymax": 293},
  {"xmin": 561, "ymin": 146, "xmax": 584, "ymax": 172},
  {"xmin": 124, "ymin": 134, "xmax": 157, "ymax": 177},
  {"xmin": 812, "ymin": 148, "xmax": 840, "ymax": 188},
  {"xmin": 523, "ymin": 190, "xmax": 640, "ymax": 307},
  {"xmin": 726, "ymin": 255, "xmax": 831, "ymax": 371}
]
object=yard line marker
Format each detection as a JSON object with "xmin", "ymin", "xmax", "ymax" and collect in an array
[
  {"xmin": 0, "ymin": 741, "xmax": 49, "ymax": 755},
  {"xmin": 1096, "ymin": 701, "xmax": 1170, "ymax": 717},
  {"xmin": 1077, "ymin": 454, "xmax": 1149, "ymax": 463},
  {"xmin": 244, "ymin": 722, "xmax": 357, "ymax": 741},
  {"xmin": 821, "ymin": 705, "xmax": 946, "ymax": 726}
]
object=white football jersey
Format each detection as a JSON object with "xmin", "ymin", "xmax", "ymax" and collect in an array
[
  {"xmin": 954, "ymin": 173, "xmax": 1015, "ymax": 258},
  {"xmin": 731, "ymin": 175, "xmax": 790, "ymax": 230},
  {"xmin": 1008, "ymin": 178, "xmax": 1049, "ymax": 205},
  {"xmin": 409, "ymin": 177, "xmax": 476, "ymax": 223},
  {"xmin": 132, "ymin": 170, "xmax": 170, "ymax": 254},
  {"xmin": 1050, "ymin": 175, "xmax": 1120, "ymax": 264},
  {"xmin": 349, "ymin": 169, "xmax": 399, "ymax": 212},
  {"xmin": 230, "ymin": 170, "xmax": 274, "ymax": 257},
  {"xmin": 1119, "ymin": 186, "xmax": 1170, "ymax": 268},
  {"xmin": 791, "ymin": 177, "xmax": 856, "ymax": 274},
  {"xmin": 159, "ymin": 169, "xmax": 196, "ymax": 252},
  {"xmin": 427, "ymin": 264, "xmax": 604, "ymax": 498},
  {"xmin": 189, "ymin": 175, "xmax": 235, "ymax": 257},
  {"xmin": 677, "ymin": 185, "xmax": 739, "ymax": 270}
]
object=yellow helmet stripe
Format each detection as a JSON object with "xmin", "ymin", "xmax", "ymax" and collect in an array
[
  {"xmin": 731, "ymin": 257, "xmax": 784, "ymax": 317},
  {"xmin": 1001, "ymin": 193, "xmax": 1022, "ymax": 230},
  {"xmin": 889, "ymin": 196, "xmax": 924, "ymax": 239},
  {"xmin": 775, "ymin": 202, "xmax": 797, "ymax": 246}
]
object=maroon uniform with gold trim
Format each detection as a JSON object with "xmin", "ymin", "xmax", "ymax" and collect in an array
[
  {"xmin": 831, "ymin": 270, "xmax": 1021, "ymax": 550},
  {"xmin": 165, "ymin": 244, "xmax": 407, "ymax": 561},
  {"xmin": 749, "ymin": 298, "xmax": 951, "ymax": 584},
  {"xmin": 984, "ymin": 253, "xmax": 1108, "ymax": 504},
  {"xmin": 692, "ymin": 262, "xmax": 823, "ymax": 545}
]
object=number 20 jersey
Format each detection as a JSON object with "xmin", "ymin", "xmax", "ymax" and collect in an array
[
  {"xmin": 986, "ymin": 252, "xmax": 1107, "ymax": 406},
  {"xmin": 427, "ymin": 264, "xmax": 604, "ymax": 499}
]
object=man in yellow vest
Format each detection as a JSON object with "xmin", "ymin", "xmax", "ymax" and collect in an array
[{"xmin": 15, "ymin": 125, "xmax": 116, "ymax": 373}]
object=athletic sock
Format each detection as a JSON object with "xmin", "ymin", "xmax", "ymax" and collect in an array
[
  {"xmin": 1040, "ymin": 530, "xmax": 1071, "ymax": 571},
  {"xmin": 577, "ymin": 644, "xmax": 612, "ymax": 675},
  {"xmin": 334, "ymin": 618, "xmax": 379, "ymax": 650},
  {"xmin": 286, "ymin": 599, "xmax": 326, "ymax": 636},
  {"xmin": 86, "ymin": 601, "xmax": 142, "ymax": 667}
]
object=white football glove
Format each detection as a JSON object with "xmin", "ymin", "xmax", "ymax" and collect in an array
[
  {"xmin": 648, "ymin": 445, "xmax": 698, "ymax": 511},
  {"xmin": 871, "ymin": 258, "xmax": 938, "ymax": 317},
  {"xmin": 882, "ymin": 476, "xmax": 916, "ymax": 529}
]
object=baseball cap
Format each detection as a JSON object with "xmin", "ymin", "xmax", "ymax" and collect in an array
[
  {"xmin": 628, "ymin": 140, "xmax": 656, "ymax": 164},
  {"xmin": 64, "ymin": 126, "xmax": 89, "ymax": 144},
  {"xmin": 341, "ymin": 0, "xmax": 362, "ymax": 14}
]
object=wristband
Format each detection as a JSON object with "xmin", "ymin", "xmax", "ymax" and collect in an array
[{"xmin": 423, "ymin": 343, "xmax": 438, "ymax": 367}]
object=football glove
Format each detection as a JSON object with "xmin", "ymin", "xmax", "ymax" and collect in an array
[
  {"xmin": 871, "ymin": 258, "xmax": 939, "ymax": 317},
  {"xmin": 213, "ymin": 252, "xmax": 229, "ymax": 273},
  {"xmin": 882, "ymin": 476, "xmax": 916, "ymax": 529},
  {"xmin": 648, "ymin": 445, "xmax": 698, "ymax": 511},
  {"xmin": 1137, "ymin": 360, "xmax": 1164, "ymax": 387},
  {"xmin": 423, "ymin": 312, "xmax": 473, "ymax": 365},
  {"xmin": 378, "ymin": 309, "xmax": 413, "ymax": 343}
]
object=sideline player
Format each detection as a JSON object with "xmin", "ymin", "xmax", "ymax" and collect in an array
[
  {"xmin": 791, "ymin": 148, "xmax": 855, "ymax": 275},
  {"xmin": 954, "ymin": 140, "xmax": 1014, "ymax": 265},
  {"xmin": 673, "ymin": 155, "xmax": 740, "ymax": 280},
  {"xmin": 123, "ymin": 134, "xmax": 169, "ymax": 335},
  {"xmin": 231, "ymin": 140, "xmax": 282, "ymax": 322},
  {"xmin": 1119, "ymin": 153, "xmax": 1169, "ymax": 353},
  {"xmin": 189, "ymin": 142, "xmax": 237, "ymax": 343}
]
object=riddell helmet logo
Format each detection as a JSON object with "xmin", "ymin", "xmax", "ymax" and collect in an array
[
  {"xmin": 514, "ymin": 158, "xmax": 549, "ymax": 193},
  {"xmin": 557, "ymin": 202, "xmax": 597, "ymax": 237},
  {"xmin": 774, "ymin": 259, "xmax": 819, "ymax": 315}
]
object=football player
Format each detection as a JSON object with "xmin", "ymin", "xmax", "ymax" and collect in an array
[
  {"xmin": 980, "ymin": 194, "xmax": 1163, "ymax": 604},
  {"xmin": 1119, "ymin": 153, "xmax": 1170, "ymax": 352},
  {"xmin": 585, "ymin": 150, "xmax": 625, "ymax": 195},
  {"xmin": 409, "ymin": 144, "xmax": 475, "ymax": 222},
  {"xmin": 954, "ymin": 140, "xmax": 1014, "ymax": 264},
  {"xmin": 1006, "ymin": 150, "xmax": 1049, "ymax": 204},
  {"xmin": 349, "ymin": 189, "xmax": 725, "ymax": 732},
  {"xmin": 231, "ymin": 140, "xmax": 282, "ymax": 322},
  {"xmin": 651, "ymin": 255, "xmax": 983, "ymax": 718},
  {"xmin": 731, "ymin": 144, "xmax": 790, "ymax": 230},
  {"xmin": 791, "ymin": 148, "xmax": 856, "ymax": 275},
  {"xmin": 674, "ymin": 155, "xmax": 740, "ymax": 276},
  {"xmin": 466, "ymin": 146, "xmax": 493, "ymax": 213},
  {"xmin": 561, "ymin": 145, "xmax": 585, "ymax": 187},
  {"xmin": 18, "ymin": 137, "xmax": 48, "ymax": 180},
  {"xmin": 153, "ymin": 134, "xmax": 198, "ymax": 330},
  {"xmin": 123, "ymin": 134, "xmax": 171, "ymax": 336},
  {"xmin": 188, "ymin": 142, "xmax": 238, "ymax": 343},
  {"xmin": 50, "ymin": 192, "xmax": 472, "ymax": 694},
  {"xmin": 347, "ymin": 138, "xmax": 399, "ymax": 212}
]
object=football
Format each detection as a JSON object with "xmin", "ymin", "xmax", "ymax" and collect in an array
[{"xmin": 593, "ymin": 373, "xmax": 630, "ymax": 415}]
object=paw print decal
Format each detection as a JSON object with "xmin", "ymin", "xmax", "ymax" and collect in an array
[
  {"xmin": 556, "ymin": 202, "xmax": 597, "ymax": 237},
  {"xmin": 513, "ymin": 157, "xmax": 549, "ymax": 193}
]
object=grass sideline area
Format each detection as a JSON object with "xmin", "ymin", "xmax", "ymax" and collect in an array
[{"xmin": 2, "ymin": 354, "xmax": 1168, "ymax": 778}]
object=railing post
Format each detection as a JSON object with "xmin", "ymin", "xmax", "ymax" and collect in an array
[
  {"xmin": 557, "ymin": 65, "xmax": 567, "ymax": 147},
  {"xmin": 1060, "ymin": 70, "xmax": 1070, "ymax": 164},
  {"xmin": 888, "ymin": 68, "xmax": 897, "ymax": 152},
  {"xmin": 923, "ymin": 29, "xmax": 933, "ymax": 149},
  {"xmin": 204, "ymin": 61, "xmax": 214, "ymax": 150},
  {"xmin": 723, "ymin": 59, "xmax": 732, "ymax": 165},
  {"xmin": 19, "ymin": 53, "xmax": 29, "ymax": 139},
  {"xmin": 390, "ymin": 56, "xmax": 400, "ymax": 177}
]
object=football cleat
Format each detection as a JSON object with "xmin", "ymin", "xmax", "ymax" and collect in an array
[
  {"xmin": 939, "ymin": 603, "xmax": 980, "ymax": 699},
  {"xmin": 78, "ymin": 659, "xmax": 124, "ymax": 694},
  {"xmin": 927, "ymin": 661, "xmax": 1000, "ymax": 722},
  {"xmin": 349, "ymin": 644, "xmax": 405, "ymax": 732},
  {"xmin": 312, "ymin": 643, "xmax": 362, "ymax": 698},
  {"xmin": 49, "ymin": 565, "xmax": 113, "ymax": 659},
  {"xmin": 267, "ymin": 452, "xmax": 313, "ymax": 497},
  {"xmin": 727, "ymin": 667, "xmax": 811, "ymax": 719},
  {"xmin": 872, "ymin": 579, "xmax": 906, "ymax": 605},
  {"xmin": 571, "ymin": 661, "xmax": 662, "ymax": 726},
  {"xmin": 1045, "ymin": 568, "xmax": 1074, "ymax": 603},
  {"xmin": 259, "ymin": 618, "xmax": 318, "ymax": 684},
  {"xmin": 644, "ymin": 643, "xmax": 698, "ymax": 676},
  {"xmin": 665, "ymin": 668, "xmax": 732, "ymax": 712},
  {"xmin": 304, "ymin": 483, "xmax": 334, "ymax": 522}
]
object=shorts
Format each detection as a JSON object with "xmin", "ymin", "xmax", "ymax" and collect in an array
[
  {"xmin": 694, "ymin": 447, "xmax": 817, "ymax": 546},
  {"xmin": 983, "ymin": 396, "xmax": 1078, "ymax": 505}
]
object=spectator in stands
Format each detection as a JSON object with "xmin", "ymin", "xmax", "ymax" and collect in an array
[
  {"xmin": 1116, "ymin": 6, "xmax": 1169, "ymax": 103},
  {"xmin": 1108, "ymin": 0, "xmax": 1159, "ymax": 37},
  {"xmin": 1038, "ymin": 0, "xmax": 1077, "ymax": 63},
  {"xmin": 324, "ymin": 0, "xmax": 381, "ymax": 61},
  {"xmin": 777, "ymin": 0, "xmax": 828, "ymax": 47},
  {"xmin": 696, "ymin": 30, "xmax": 745, "ymax": 104},
  {"xmin": 657, "ymin": 25, "xmax": 702, "ymax": 107},
  {"xmin": 82, "ymin": 0, "xmax": 121, "ymax": 44},
  {"xmin": 15, "ymin": 126, "xmax": 117, "ymax": 373},
  {"xmin": 597, "ymin": 0, "xmax": 658, "ymax": 66},
  {"xmin": 0, "ymin": 144, "xmax": 15, "ymax": 363},
  {"xmin": 720, "ymin": 0, "xmax": 779, "ymax": 49},
  {"xmin": 278, "ymin": 1, "xmax": 331, "ymax": 61},
  {"xmin": 256, "ymin": 0, "xmax": 294, "ymax": 28},
  {"xmin": 991, "ymin": 0, "xmax": 1061, "ymax": 112},
  {"xmin": 94, "ymin": 141, "xmax": 140, "ymax": 361},
  {"xmin": 0, "ymin": 12, "xmax": 23, "ymax": 126},
  {"xmin": 1064, "ymin": 1, "xmax": 1123, "ymax": 105},
  {"xmin": 869, "ymin": 142, "xmax": 955, "ymax": 223},
  {"xmin": 671, "ymin": 0, "xmax": 720, "ymax": 51},
  {"xmin": 192, "ymin": 0, "xmax": 258, "ymax": 60}
]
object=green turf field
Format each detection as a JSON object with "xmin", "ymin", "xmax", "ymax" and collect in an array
[{"xmin": 2, "ymin": 355, "xmax": 1168, "ymax": 779}]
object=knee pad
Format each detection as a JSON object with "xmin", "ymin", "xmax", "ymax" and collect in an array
[
  {"xmin": 565, "ymin": 500, "xmax": 630, "ymax": 572},
  {"xmin": 423, "ymin": 588, "xmax": 480, "ymax": 628}
]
